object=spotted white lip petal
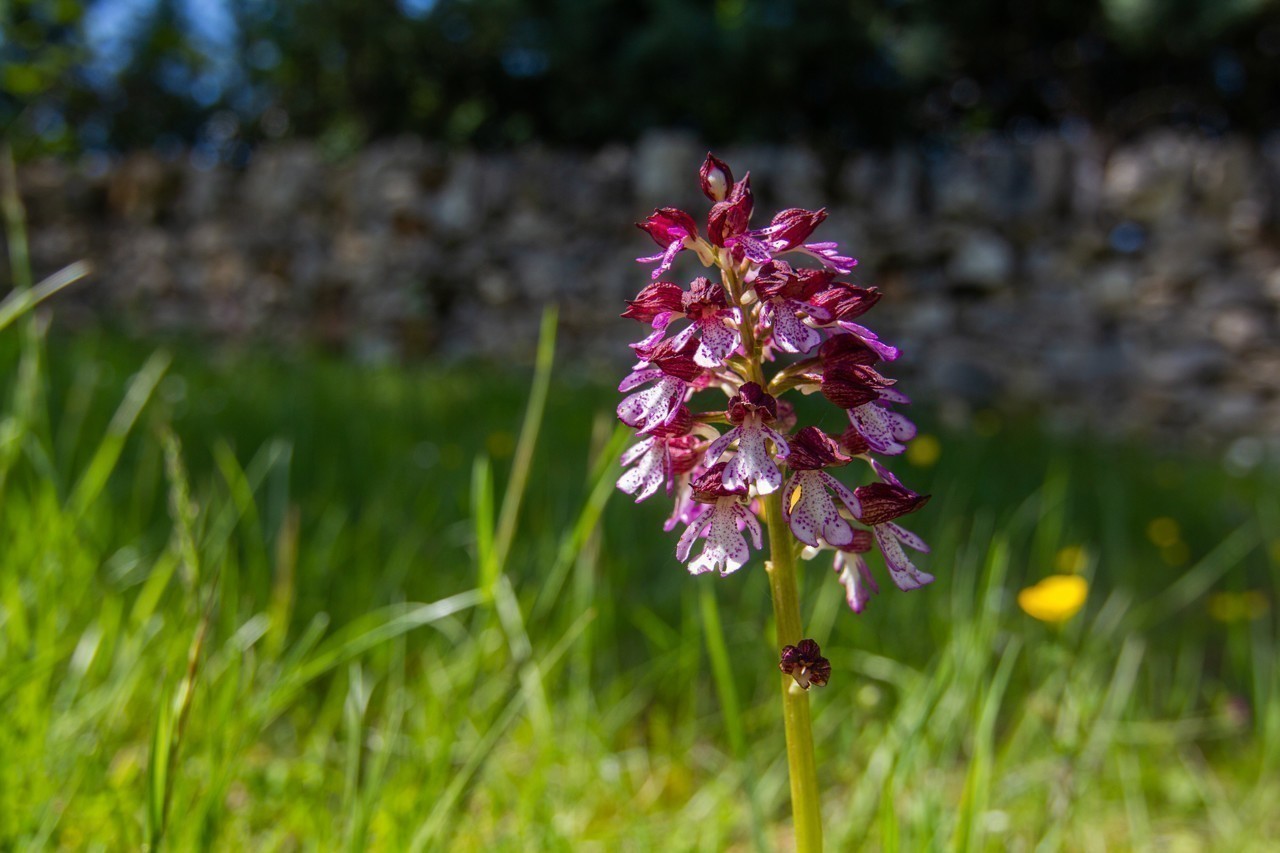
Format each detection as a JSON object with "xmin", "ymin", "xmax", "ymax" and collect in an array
[
  {"xmin": 702, "ymin": 426, "xmax": 739, "ymax": 468},
  {"xmin": 617, "ymin": 439, "xmax": 665, "ymax": 503},
  {"xmin": 688, "ymin": 500, "xmax": 752, "ymax": 576},
  {"xmin": 885, "ymin": 521, "xmax": 930, "ymax": 553},
  {"xmin": 848, "ymin": 402, "xmax": 909, "ymax": 456},
  {"xmin": 722, "ymin": 422, "xmax": 782, "ymax": 495},
  {"xmin": 617, "ymin": 375, "xmax": 687, "ymax": 434},
  {"xmin": 771, "ymin": 301, "xmax": 821, "ymax": 354},
  {"xmin": 735, "ymin": 503, "xmax": 763, "ymax": 550},
  {"xmin": 819, "ymin": 470, "xmax": 861, "ymax": 519},
  {"xmin": 695, "ymin": 317, "xmax": 741, "ymax": 368},
  {"xmin": 787, "ymin": 470, "xmax": 854, "ymax": 548},
  {"xmin": 874, "ymin": 524, "xmax": 935, "ymax": 591},
  {"xmin": 676, "ymin": 506, "xmax": 713, "ymax": 563}
]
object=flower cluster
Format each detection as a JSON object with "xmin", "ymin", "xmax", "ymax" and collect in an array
[{"xmin": 616, "ymin": 154, "xmax": 932, "ymax": 612}]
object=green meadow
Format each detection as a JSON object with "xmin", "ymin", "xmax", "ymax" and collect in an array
[{"xmin": 0, "ymin": 307, "xmax": 1276, "ymax": 850}]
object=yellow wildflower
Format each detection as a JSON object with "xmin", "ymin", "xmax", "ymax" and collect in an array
[{"xmin": 1018, "ymin": 574, "xmax": 1088, "ymax": 623}]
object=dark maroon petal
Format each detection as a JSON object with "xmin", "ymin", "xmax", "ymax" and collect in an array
[
  {"xmin": 756, "ymin": 261, "xmax": 838, "ymax": 302},
  {"xmin": 767, "ymin": 207, "xmax": 828, "ymax": 251},
  {"xmin": 699, "ymin": 153, "xmax": 734, "ymax": 202},
  {"xmin": 727, "ymin": 382, "xmax": 778, "ymax": 425},
  {"xmin": 838, "ymin": 424, "xmax": 871, "ymax": 456},
  {"xmin": 786, "ymin": 427, "xmax": 850, "ymax": 470},
  {"xmin": 821, "ymin": 365, "xmax": 883, "ymax": 410},
  {"xmin": 637, "ymin": 207, "xmax": 698, "ymax": 247},
  {"xmin": 707, "ymin": 174, "xmax": 754, "ymax": 246},
  {"xmin": 806, "ymin": 656, "xmax": 831, "ymax": 687},
  {"xmin": 820, "ymin": 334, "xmax": 880, "ymax": 368},
  {"xmin": 779, "ymin": 638, "xmax": 831, "ymax": 689},
  {"xmin": 854, "ymin": 482, "xmax": 931, "ymax": 525},
  {"xmin": 844, "ymin": 528, "xmax": 874, "ymax": 553},
  {"xmin": 682, "ymin": 276, "xmax": 728, "ymax": 315},
  {"xmin": 796, "ymin": 638, "xmax": 822, "ymax": 660},
  {"xmin": 752, "ymin": 261, "xmax": 797, "ymax": 301},
  {"xmin": 692, "ymin": 463, "xmax": 746, "ymax": 501},
  {"xmin": 648, "ymin": 405, "xmax": 693, "ymax": 438},
  {"xmin": 810, "ymin": 284, "xmax": 882, "ymax": 322},
  {"xmin": 622, "ymin": 281, "xmax": 685, "ymax": 322},
  {"xmin": 649, "ymin": 338, "xmax": 702, "ymax": 382},
  {"xmin": 667, "ymin": 433, "xmax": 703, "ymax": 474}
]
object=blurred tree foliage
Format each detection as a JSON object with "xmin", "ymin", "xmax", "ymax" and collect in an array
[{"xmin": 2, "ymin": 0, "xmax": 1279, "ymax": 159}]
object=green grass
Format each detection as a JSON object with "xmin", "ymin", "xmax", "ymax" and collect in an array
[{"xmin": 1, "ymin": 321, "xmax": 1278, "ymax": 851}]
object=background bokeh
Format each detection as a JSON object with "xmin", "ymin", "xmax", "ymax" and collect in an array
[{"xmin": 2, "ymin": 1, "xmax": 1280, "ymax": 849}]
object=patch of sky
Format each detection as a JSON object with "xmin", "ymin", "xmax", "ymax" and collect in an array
[
  {"xmin": 83, "ymin": 0, "xmax": 243, "ymax": 99},
  {"xmin": 398, "ymin": 0, "xmax": 440, "ymax": 20}
]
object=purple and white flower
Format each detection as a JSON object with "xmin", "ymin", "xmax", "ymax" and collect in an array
[
  {"xmin": 616, "ymin": 338, "xmax": 701, "ymax": 435},
  {"xmin": 853, "ymin": 480, "xmax": 933, "ymax": 591},
  {"xmin": 842, "ymin": 401, "xmax": 917, "ymax": 457},
  {"xmin": 615, "ymin": 152, "xmax": 935, "ymax": 615},
  {"xmin": 637, "ymin": 208, "xmax": 703, "ymax": 279},
  {"xmin": 781, "ymin": 427, "xmax": 861, "ymax": 548},
  {"xmin": 616, "ymin": 407, "xmax": 707, "ymax": 503},
  {"xmin": 703, "ymin": 383, "xmax": 791, "ymax": 495},
  {"xmin": 676, "ymin": 465, "xmax": 764, "ymax": 576},
  {"xmin": 753, "ymin": 262, "xmax": 833, "ymax": 355}
]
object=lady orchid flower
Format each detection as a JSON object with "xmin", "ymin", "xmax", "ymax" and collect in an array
[
  {"xmin": 616, "ymin": 153, "xmax": 935, "ymax": 615},
  {"xmin": 854, "ymin": 478, "xmax": 933, "ymax": 591},
  {"xmin": 616, "ymin": 407, "xmax": 709, "ymax": 503},
  {"xmin": 676, "ymin": 464, "xmax": 764, "ymax": 576},
  {"xmin": 781, "ymin": 427, "xmax": 861, "ymax": 549},
  {"xmin": 703, "ymin": 383, "xmax": 790, "ymax": 495}
]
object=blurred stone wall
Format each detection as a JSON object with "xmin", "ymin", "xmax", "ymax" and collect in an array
[{"xmin": 14, "ymin": 130, "xmax": 1280, "ymax": 442}]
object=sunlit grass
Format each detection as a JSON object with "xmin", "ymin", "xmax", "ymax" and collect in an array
[{"xmin": 0, "ymin": 326, "xmax": 1277, "ymax": 850}]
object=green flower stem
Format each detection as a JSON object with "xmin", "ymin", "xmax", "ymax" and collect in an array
[{"xmin": 762, "ymin": 488, "xmax": 823, "ymax": 852}]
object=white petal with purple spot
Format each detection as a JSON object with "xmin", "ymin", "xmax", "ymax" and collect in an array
[
  {"xmin": 722, "ymin": 422, "xmax": 783, "ymax": 495},
  {"xmin": 617, "ymin": 375, "xmax": 688, "ymax": 433},
  {"xmin": 617, "ymin": 439, "xmax": 666, "ymax": 502},
  {"xmin": 787, "ymin": 470, "xmax": 854, "ymax": 547},
  {"xmin": 818, "ymin": 470, "xmax": 861, "ymax": 519},
  {"xmin": 688, "ymin": 499, "xmax": 753, "ymax": 575},
  {"xmin": 618, "ymin": 367, "xmax": 663, "ymax": 393},
  {"xmin": 849, "ymin": 403, "xmax": 908, "ymax": 455},
  {"xmin": 702, "ymin": 426, "xmax": 739, "ymax": 467},
  {"xmin": 676, "ymin": 506, "xmax": 712, "ymax": 562},
  {"xmin": 874, "ymin": 524, "xmax": 935, "ymax": 591},
  {"xmin": 695, "ymin": 317, "xmax": 740, "ymax": 367},
  {"xmin": 885, "ymin": 521, "xmax": 930, "ymax": 553},
  {"xmin": 771, "ymin": 301, "xmax": 821, "ymax": 354}
]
